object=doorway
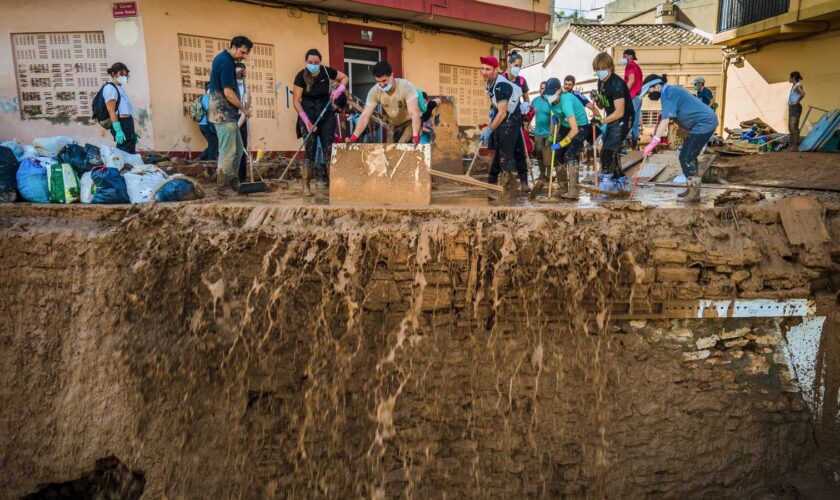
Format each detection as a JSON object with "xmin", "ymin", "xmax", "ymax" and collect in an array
[{"xmin": 344, "ymin": 45, "xmax": 380, "ymax": 102}]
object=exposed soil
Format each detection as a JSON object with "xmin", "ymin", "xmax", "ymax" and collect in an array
[{"xmin": 717, "ymin": 152, "xmax": 840, "ymax": 191}]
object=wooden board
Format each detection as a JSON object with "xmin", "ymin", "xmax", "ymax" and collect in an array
[
  {"xmin": 430, "ymin": 169, "xmax": 503, "ymax": 192},
  {"xmin": 777, "ymin": 196, "xmax": 830, "ymax": 246},
  {"xmin": 636, "ymin": 162, "xmax": 667, "ymax": 182}
]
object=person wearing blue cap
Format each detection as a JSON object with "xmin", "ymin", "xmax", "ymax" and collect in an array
[
  {"xmin": 540, "ymin": 77, "xmax": 590, "ymax": 200},
  {"xmin": 641, "ymin": 74, "xmax": 718, "ymax": 202}
]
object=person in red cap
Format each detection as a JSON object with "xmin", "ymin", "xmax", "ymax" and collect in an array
[{"xmin": 479, "ymin": 55, "xmax": 525, "ymax": 195}]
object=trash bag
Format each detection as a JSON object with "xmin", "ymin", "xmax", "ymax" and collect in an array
[
  {"xmin": 143, "ymin": 151, "xmax": 168, "ymax": 164},
  {"xmin": 99, "ymin": 145, "xmax": 144, "ymax": 170},
  {"xmin": 57, "ymin": 143, "xmax": 90, "ymax": 176},
  {"xmin": 0, "ymin": 140, "xmax": 24, "ymax": 161},
  {"xmin": 155, "ymin": 179, "xmax": 198, "ymax": 202},
  {"xmin": 0, "ymin": 146, "xmax": 19, "ymax": 202},
  {"xmin": 16, "ymin": 158, "xmax": 50, "ymax": 203},
  {"xmin": 79, "ymin": 171, "xmax": 95, "ymax": 204},
  {"xmin": 33, "ymin": 136, "xmax": 75, "ymax": 158},
  {"xmin": 84, "ymin": 144, "xmax": 103, "ymax": 168},
  {"xmin": 21, "ymin": 145, "xmax": 38, "ymax": 159},
  {"xmin": 46, "ymin": 162, "xmax": 80, "ymax": 203},
  {"xmin": 124, "ymin": 166, "xmax": 168, "ymax": 204},
  {"xmin": 90, "ymin": 167, "xmax": 130, "ymax": 204}
]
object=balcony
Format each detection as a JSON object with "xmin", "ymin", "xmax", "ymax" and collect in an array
[{"xmin": 717, "ymin": 0, "xmax": 789, "ymax": 32}]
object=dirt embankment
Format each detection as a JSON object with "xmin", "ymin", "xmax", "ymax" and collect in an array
[
  {"xmin": 1, "ymin": 201, "xmax": 839, "ymax": 498},
  {"xmin": 717, "ymin": 152, "xmax": 840, "ymax": 191}
]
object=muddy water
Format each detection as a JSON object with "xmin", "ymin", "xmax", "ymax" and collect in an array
[{"xmin": 1, "ymin": 202, "xmax": 836, "ymax": 498}]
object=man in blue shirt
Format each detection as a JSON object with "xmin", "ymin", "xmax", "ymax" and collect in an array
[
  {"xmin": 209, "ymin": 35, "xmax": 252, "ymax": 193},
  {"xmin": 642, "ymin": 74, "xmax": 718, "ymax": 202},
  {"xmin": 530, "ymin": 81, "xmax": 552, "ymax": 180},
  {"xmin": 692, "ymin": 77, "xmax": 716, "ymax": 109}
]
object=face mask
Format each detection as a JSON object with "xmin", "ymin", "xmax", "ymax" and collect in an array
[
  {"xmin": 596, "ymin": 70, "xmax": 610, "ymax": 81},
  {"xmin": 620, "ymin": 58, "xmax": 628, "ymax": 65},
  {"xmin": 379, "ymin": 78, "xmax": 393, "ymax": 93},
  {"xmin": 648, "ymin": 91, "xmax": 661, "ymax": 101},
  {"xmin": 306, "ymin": 63, "xmax": 320, "ymax": 74},
  {"xmin": 547, "ymin": 92, "xmax": 560, "ymax": 104},
  {"xmin": 510, "ymin": 66, "xmax": 520, "ymax": 77},
  {"xmin": 116, "ymin": 76, "xmax": 128, "ymax": 86},
  {"xmin": 693, "ymin": 84, "xmax": 699, "ymax": 91}
]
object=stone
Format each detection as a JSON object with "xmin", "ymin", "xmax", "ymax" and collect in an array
[
  {"xmin": 704, "ymin": 357, "xmax": 731, "ymax": 366},
  {"xmin": 754, "ymin": 334, "xmax": 783, "ymax": 346},
  {"xmin": 681, "ymin": 244, "xmax": 704, "ymax": 254},
  {"xmin": 730, "ymin": 349, "xmax": 745, "ymax": 359},
  {"xmin": 715, "ymin": 265, "xmax": 733, "ymax": 273},
  {"xmin": 653, "ymin": 239, "xmax": 679, "ymax": 249},
  {"xmin": 744, "ymin": 352, "xmax": 771, "ymax": 375},
  {"xmin": 683, "ymin": 350, "xmax": 711, "ymax": 361},
  {"xmin": 653, "ymin": 249, "xmax": 688, "ymax": 264},
  {"xmin": 724, "ymin": 338, "xmax": 750, "ymax": 348},
  {"xmin": 658, "ymin": 267, "xmax": 700, "ymax": 283},
  {"xmin": 629, "ymin": 320, "xmax": 647, "ymax": 329},
  {"xmin": 665, "ymin": 328, "xmax": 694, "ymax": 343},
  {"xmin": 720, "ymin": 327, "xmax": 750, "ymax": 340},
  {"xmin": 731, "ymin": 271, "xmax": 751, "ymax": 283},
  {"xmin": 696, "ymin": 335, "xmax": 720, "ymax": 350},
  {"xmin": 365, "ymin": 280, "xmax": 402, "ymax": 308}
]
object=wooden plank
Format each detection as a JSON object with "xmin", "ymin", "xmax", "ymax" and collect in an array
[
  {"xmin": 620, "ymin": 150, "xmax": 644, "ymax": 172},
  {"xmin": 777, "ymin": 196, "xmax": 830, "ymax": 246},
  {"xmin": 637, "ymin": 162, "xmax": 667, "ymax": 182},
  {"xmin": 430, "ymin": 169, "xmax": 503, "ymax": 192}
]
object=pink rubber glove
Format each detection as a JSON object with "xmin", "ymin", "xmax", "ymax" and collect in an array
[
  {"xmin": 299, "ymin": 111, "xmax": 314, "ymax": 131},
  {"xmin": 330, "ymin": 84, "xmax": 346, "ymax": 101},
  {"xmin": 644, "ymin": 136, "xmax": 661, "ymax": 157}
]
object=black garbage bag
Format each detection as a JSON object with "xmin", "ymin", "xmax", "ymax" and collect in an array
[
  {"xmin": 0, "ymin": 145, "xmax": 19, "ymax": 202},
  {"xmin": 143, "ymin": 151, "xmax": 168, "ymax": 165},
  {"xmin": 57, "ymin": 143, "xmax": 91, "ymax": 176},
  {"xmin": 84, "ymin": 144, "xmax": 103, "ymax": 168},
  {"xmin": 90, "ymin": 167, "xmax": 130, "ymax": 204}
]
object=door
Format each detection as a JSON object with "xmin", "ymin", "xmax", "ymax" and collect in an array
[{"xmin": 344, "ymin": 45, "xmax": 381, "ymax": 102}]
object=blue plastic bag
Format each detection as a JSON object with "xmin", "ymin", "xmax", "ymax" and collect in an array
[
  {"xmin": 16, "ymin": 158, "xmax": 49, "ymax": 203},
  {"xmin": 155, "ymin": 179, "xmax": 197, "ymax": 202},
  {"xmin": 90, "ymin": 168, "xmax": 130, "ymax": 204}
]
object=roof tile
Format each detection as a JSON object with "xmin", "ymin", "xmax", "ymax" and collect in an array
[{"xmin": 570, "ymin": 23, "xmax": 711, "ymax": 51}]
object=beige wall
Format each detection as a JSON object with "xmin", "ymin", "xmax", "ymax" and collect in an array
[
  {"xmin": 723, "ymin": 30, "xmax": 840, "ymax": 133},
  {"xmin": 604, "ymin": 0, "xmax": 717, "ymax": 33},
  {"xmin": 0, "ymin": 0, "xmax": 153, "ymax": 148}
]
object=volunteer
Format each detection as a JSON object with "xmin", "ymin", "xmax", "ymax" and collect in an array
[
  {"xmin": 235, "ymin": 63, "xmax": 251, "ymax": 182},
  {"xmin": 293, "ymin": 48, "xmax": 349, "ymax": 194},
  {"xmin": 641, "ymin": 74, "xmax": 718, "ymax": 202},
  {"xmin": 591, "ymin": 52, "xmax": 634, "ymax": 192},
  {"xmin": 530, "ymin": 81, "xmax": 553, "ymax": 180},
  {"xmin": 692, "ymin": 77, "xmax": 716, "ymax": 109},
  {"xmin": 479, "ymin": 55, "xmax": 524, "ymax": 194},
  {"xmin": 543, "ymin": 78, "xmax": 590, "ymax": 200},
  {"xmin": 197, "ymin": 83, "xmax": 218, "ymax": 161},
  {"xmin": 347, "ymin": 61, "xmax": 421, "ymax": 144},
  {"xmin": 788, "ymin": 71, "xmax": 805, "ymax": 152},
  {"xmin": 503, "ymin": 51, "xmax": 533, "ymax": 192},
  {"xmin": 621, "ymin": 49, "xmax": 643, "ymax": 149},
  {"xmin": 103, "ymin": 62, "xmax": 137, "ymax": 154}
]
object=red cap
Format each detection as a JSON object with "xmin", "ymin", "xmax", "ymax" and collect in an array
[{"xmin": 479, "ymin": 56, "xmax": 499, "ymax": 68}]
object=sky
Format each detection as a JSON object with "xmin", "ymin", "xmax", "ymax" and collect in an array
[{"xmin": 553, "ymin": 0, "xmax": 611, "ymax": 20}]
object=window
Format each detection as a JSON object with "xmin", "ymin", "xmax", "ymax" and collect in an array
[
  {"xmin": 717, "ymin": 0, "xmax": 789, "ymax": 33},
  {"xmin": 343, "ymin": 45, "xmax": 380, "ymax": 102},
  {"xmin": 439, "ymin": 64, "xmax": 489, "ymax": 126},
  {"xmin": 641, "ymin": 110, "xmax": 659, "ymax": 126},
  {"xmin": 11, "ymin": 31, "xmax": 108, "ymax": 119}
]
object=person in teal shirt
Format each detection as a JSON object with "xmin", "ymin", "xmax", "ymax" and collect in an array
[
  {"xmin": 544, "ymin": 77, "xmax": 590, "ymax": 199},
  {"xmin": 530, "ymin": 81, "xmax": 552, "ymax": 180}
]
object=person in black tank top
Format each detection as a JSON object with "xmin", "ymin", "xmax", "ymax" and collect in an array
[{"xmin": 293, "ymin": 48, "xmax": 349, "ymax": 194}]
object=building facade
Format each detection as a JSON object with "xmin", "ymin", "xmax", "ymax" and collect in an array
[{"xmin": 0, "ymin": 0, "xmax": 551, "ymax": 154}]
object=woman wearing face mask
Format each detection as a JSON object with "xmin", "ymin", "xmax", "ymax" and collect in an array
[
  {"xmin": 103, "ymin": 62, "xmax": 137, "ymax": 154},
  {"xmin": 642, "ymin": 74, "xmax": 718, "ymax": 202},
  {"xmin": 293, "ymin": 48, "xmax": 349, "ymax": 195},
  {"xmin": 591, "ymin": 52, "xmax": 634, "ymax": 193},
  {"xmin": 504, "ymin": 51, "xmax": 533, "ymax": 192}
]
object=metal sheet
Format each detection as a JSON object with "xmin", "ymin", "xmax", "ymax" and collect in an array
[
  {"xmin": 662, "ymin": 299, "xmax": 815, "ymax": 319},
  {"xmin": 330, "ymin": 143, "xmax": 432, "ymax": 206}
]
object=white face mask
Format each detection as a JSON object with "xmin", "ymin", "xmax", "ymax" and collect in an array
[
  {"xmin": 596, "ymin": 70, "xmax": 610, "ymax": 81},
  {"xmin": 116, "ymin": 76, "xmax": 128, "ymax": 86},
  {"xmin": 548, "ymin": 91, "xmax": 560, "ymax": 104},
  {"xmin": 620, "ymin": 58, "xmax": 628, "ymax": 65}
]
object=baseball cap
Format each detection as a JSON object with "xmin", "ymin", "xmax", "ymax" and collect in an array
[
  {"xmin": 692, "ymin": 76, "xmax": 705, "ymax": 84},
  {"xmin": 623, "ymin": 48, "xmax": 637, "ymax": 61},
  {"xmin": 479, "ymin": 55, "xmax": 499, "ymax": 68},
  {"xmin": 544, "ymin": 78, "xmax": 562, "ymax": 96}
]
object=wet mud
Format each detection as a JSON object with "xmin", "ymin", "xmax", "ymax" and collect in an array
[{"xmin": 1, "ymin": 200, "xmax": 839, "ymax": 498}]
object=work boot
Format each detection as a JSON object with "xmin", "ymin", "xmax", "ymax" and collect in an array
[
  {"xmin": 301, "ymin": 161, "xmax": 313, "ymax": 197},
  {"xmin": 561, "ymin": 163, "xmax": 580, "ymax": 200},
  {"xmin": 520, "ymin": 180, "xmax": 530, "ymax": 193},
  {"xmin": 499, "ymin": 171, "xmax": 519, "ymax": 199},
  {"xmin": 682, "ymin": 176, "xmax": 701, "ymax": 202},
  {"xmin": 215, "ymin": 175, "xmax": 240, "ymax": 197}
]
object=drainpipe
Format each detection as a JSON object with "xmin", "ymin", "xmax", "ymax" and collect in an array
[{"xmin": 719, "ymin": 55, "xmax": 729, "ymax": 134}]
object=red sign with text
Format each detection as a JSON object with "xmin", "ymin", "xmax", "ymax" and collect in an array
[{"xmin": 113, "ymin": 2, "xmax": 137, "ymax": 18}]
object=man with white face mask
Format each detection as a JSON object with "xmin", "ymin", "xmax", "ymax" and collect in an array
[
  {"xmin": 347, "ymin": 60, "xmax": 421, "ymax": 144},
  {"xmin": 102, "ymin": 62, "xmax": 137, "ymax": 154}
]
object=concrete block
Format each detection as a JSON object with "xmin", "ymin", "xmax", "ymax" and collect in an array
[
  {"xmin": 653, "ymin": 249, "xmax": 688, "ymax": 264},
  {"xmin": 658, "ymin": 267, "xmax": 700, "ymax": 282},
  {"xmin": 330, "ymin": 143, "xmax": 431, "ymax": 206},
  {"xmin": 720, "ymin": 327, "xmax": 750, "ymax": 340},
  {"xmin": 683, "ymin": 350, "xmax": 711, "ymax": 361},
  {"xmin": 696, "ymin": 335, "xmax": 720, "ymax": 350}
]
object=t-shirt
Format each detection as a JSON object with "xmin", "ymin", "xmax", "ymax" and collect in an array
[
  {"xmin": 550, "ymin": 92, "xmax": 589, "ymax": 129},
  {"xmin": 661, "ymin": 84, "xmax": 718, "ymax": 134},
  {"xmin": 597, "ymin": 73, "xmax": 634, "ymax": 124},
  {"xmin": 293, "ymin": 66, "xmax": 339, "ymax": 103},
  {"xmin": 421, "ymin": 100, "xmax": 438, "ymax": 123},
  {"xmin": 102, "ymin": 83, "xmax": 132, "ymax": 115},
  {"xmin": 487, "ymin": 74, "xmax": 523, "ymax": 123},
  {"xmin": 208, "ymin": 50, "xmax": 239, "ymax": 124},
  {"xmin": 365, "ymin": 78, "xmax": 418, "ymax": 126},
  {"xmin": 696, "ymin": 87, "xmax": 714, "ymax": 105},
  {"xmin": 507, "ymin": 74, "xmax": 529, "ymax": 96},
  {"xmin": 624, "ymin": 61, "xmax": 643, "ymax": 98},
  {"xmin": 531, "ymin": 96, "xmax": 551, "ymax": 137},
  {"xmin": 199, "ymin": 94, "xmax": 210, "ymax": 126}
]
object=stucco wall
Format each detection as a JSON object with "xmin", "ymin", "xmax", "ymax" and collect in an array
[
  {"xmin": 0, "ymin": 0, "xmax": 153, "ymax": 148},
  {"xmin": 723, "ymin": 30, "xmax": 840, "ymax": 133},
  {"xmin": 604, "ymin": 0, "xmax": 717, "ymax": 33}
]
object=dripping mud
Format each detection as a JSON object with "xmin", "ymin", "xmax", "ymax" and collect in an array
[{"xmin": 1, "ymin": 201, "xmax": 839, "ymax": 498}]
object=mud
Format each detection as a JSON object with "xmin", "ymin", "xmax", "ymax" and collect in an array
[
  {"xmin": 1, "ymin": 200, "xmax": 839, "ymax": 498},
  {"xmin": 716, "ymin": 152, "xmax": 840, "ymax": 191}
]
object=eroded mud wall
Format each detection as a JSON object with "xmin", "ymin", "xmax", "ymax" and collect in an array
[{"xmin": 1, "ymin": 203, "xmax": 837, "ymax": 498}]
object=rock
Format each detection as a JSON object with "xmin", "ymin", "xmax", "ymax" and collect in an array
[
  {"xmin": 658, "ymin": 267, "xmax": 700, "ymax": 282},
  {"xmin": 731, "ymin": 271, "xmax": 750, "ymax": 283},
  {"xmin": 683, "ymin": 350, "xmax": 711, "ymax": 361},
  {"xmin": 681, "ymin": 244, "xmax": 704, "ymax": 254},
  {"xmin": 665, "ymin": 328, "xmax": 694, "ymax": 343},
  {"xmin": 696, "ymin": 335, "xmax": 720, "ymax": 350},
  {"xmin": 365, "ymin": 280, "xmax": 402, "ymax": 308},
  {"xmin": 629, "ymin": 320, "xmax": 647, "ymax": 329},
  {"xmin": 653, "ymin": 248, "xmax": 688, "ymax": 264},
  {"xmin": 715, "ymin": 265, "xmax": 733, "ymax": 273},
  {"xmin": 654, "ymin": 239, "xmax": 679, "ymax": 249},
  {"xmin": 744, "ymin": 352, "xmax": 770, "ymax": 375},
  {"xmin": 754, "ymin": 334, "xmax": 783, "ymax": 346},
  {"xmin": 724, "ymin": 338, "xmax": 750, "ymax": 348},
  {"xmin": 720, "ymin": 327, "xmax": 750, "ymax": 340}
]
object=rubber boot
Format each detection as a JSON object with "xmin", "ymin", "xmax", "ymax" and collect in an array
[
  {"xmin": 561, "ymin": 162, "xmax": 580, "ymax": 200},
  {"xmin": 316, "ymin": 163, "xmax": 328, "ymax": 189},
  {"xmin": 521, "ymin": 180, "xmax": 530, "ymax": 194},
  {"xmin": 500, "ymin": 171, "xmax": 518, "ymax": 199},
  {"xmin": 682, "ymin": 176, "xmax": 701, "ymax": 202},
  {"xmin": 301, "ymin": 161, "xmax": 313, "ymax": 197}
]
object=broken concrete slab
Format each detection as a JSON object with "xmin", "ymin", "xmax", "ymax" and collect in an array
[{"xmin": 330, "ymin": 143, "xmax": 432, "ymax": 206}]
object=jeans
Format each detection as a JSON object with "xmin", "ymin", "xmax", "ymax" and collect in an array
[
  {"xmin": 488, "ymin": 121, "xmax": 521, "ymax": 184},
  {"xmin": 110, "ymin": 116, "xmax": 137, "ymax": 154},
  {"xmin": 198, "ymin": 124, "xmax": 218, "ymax": 161},
  {"xmin": 679, "ymin": 131, "xmax": 714, "ymax": 178},
  {"xmin": 305, "ymin": 112, "xmax": 336, "ymax": 167},
  {"xmin": 600, "ymin": 120, "xmax": 630, "ymax": 177},
  {"xmin": 214, "ymin": 121, "xmax": 243, "ymax": 185},
  {"xmin": 631, "ymin": 96, "xmax": 642, "ymax": 140},
  {"xmin": 238, "ymin": 122, "xmax": 248, "ymax": 181}
]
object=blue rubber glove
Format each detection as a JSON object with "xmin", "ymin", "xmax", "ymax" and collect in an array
[
  {"xmin": 550, "ymin": 143, "xmax": 561, "ymax": 151},
  {"xmin": 479, "ymin": 126, "xmax": 493, "ymax": 145},
  {"xmin": 519, "ymin": 102, "xmax": 531, "ymax": 115},
  {"xmin": 112, "ymin": 122, "xmax": 126, "ymax": 145}
]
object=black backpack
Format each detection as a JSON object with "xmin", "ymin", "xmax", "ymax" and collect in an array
[{"xmin": 91, "ymin": 83, "xmax": 120, "ymax": 128}]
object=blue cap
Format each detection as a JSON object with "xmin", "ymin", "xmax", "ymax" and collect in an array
[{"xmin": 544, "ymin": 77, "xmax": 562, "ymax": 96}]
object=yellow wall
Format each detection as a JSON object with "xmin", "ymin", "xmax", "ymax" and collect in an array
[{"xmin": 723, "ymin": 30, "xmax": 840, "ymax": 132}]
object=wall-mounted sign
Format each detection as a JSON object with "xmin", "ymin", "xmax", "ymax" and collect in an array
[
  {"xmin": 361, "ymin": 30, "xmax": 373, "ymax": 41},
  {"xmin": 113, "ymin": 2, "xmax": 138, "ymax": 18}
]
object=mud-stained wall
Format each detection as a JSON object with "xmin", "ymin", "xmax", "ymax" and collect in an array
[{"xmin": 0, "ymin": 203, "xmax": 838, "ymax": 497}]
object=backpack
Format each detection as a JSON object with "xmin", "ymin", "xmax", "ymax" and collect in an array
[
  {"xmin": 190, "ymin": 96, "xmax": 207, "ymax": 123},
  {"xmin": 91, "ymin": 83, "xmax": 120, "ymax": 129}
]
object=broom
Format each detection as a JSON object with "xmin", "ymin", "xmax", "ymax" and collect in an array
[{"xmin": 238, "ymin": 117, "xmax": 268, "ymax": 194}]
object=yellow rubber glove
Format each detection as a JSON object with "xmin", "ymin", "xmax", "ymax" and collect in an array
[{"xmin": 559, "ymin": 136, "xmax": 572, "ymax": 148}]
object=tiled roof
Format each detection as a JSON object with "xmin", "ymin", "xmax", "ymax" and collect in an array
[{"xmin": 570, "ymin": 23, "xmax": 712, "ymax": 51}]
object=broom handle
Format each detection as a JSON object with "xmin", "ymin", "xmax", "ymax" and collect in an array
[
  {"xmin": 279, "ymin": 99, "xmax": 334, "ymax": 180},
  {"xmin": 547, "ymin": 114, "xmax": 559, "ymax": 198}
]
